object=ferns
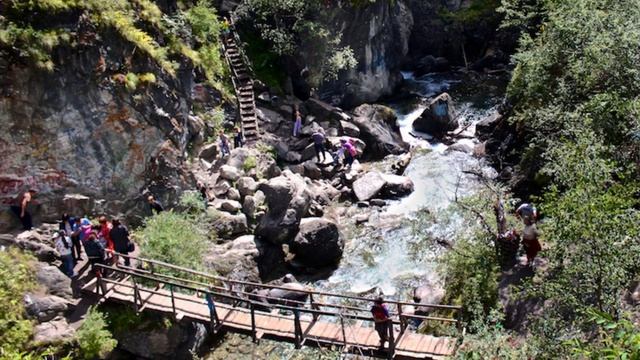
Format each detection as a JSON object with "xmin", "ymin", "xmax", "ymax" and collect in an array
[{"xmin": 1, "ymin": 0, "xmax": 229, "ymax": 93}]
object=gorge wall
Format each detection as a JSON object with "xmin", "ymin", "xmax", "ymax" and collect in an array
[{"xmin": 0, "ymin": 32, "xmax": 204, "ymax": 229}]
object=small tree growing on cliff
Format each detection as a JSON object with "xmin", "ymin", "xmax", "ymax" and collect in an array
[{"xmin": 76, "ymin": 307, "xmax": 117, "ymax": 360}]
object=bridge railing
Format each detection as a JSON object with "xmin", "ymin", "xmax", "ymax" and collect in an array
[{"xmin": 96, "ymin": 251, "xmax": 462, "ymax": 358}]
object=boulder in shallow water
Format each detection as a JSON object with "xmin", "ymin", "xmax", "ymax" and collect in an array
[
  {"xmin": 290, "ymin": 217, "xmax": 344, "ymax": 268},
  {"xmin": 351, "ymin": 104, "xmax": 409, "ymax": 159},
  {"xmin": 352, "ymin": 172, "xmax": 387, "ymax": 201},
  {"xmin": 413, "ymin": 93, "xmax": 457, "ymax": 138}
]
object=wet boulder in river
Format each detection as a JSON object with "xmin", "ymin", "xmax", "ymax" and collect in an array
[
  {"xmin": 290, "ymin": 217, "xmax": 344, "ymax": 268},
  {"xmin": 351, "ymin": 104, "xmax": 409, "ymax": 160},
  {"xmin": 352, "ymin": 171, "xmax": 414, "ymax": 201},
  {"xmin": 413, "ymin": 93, "xmax": 457, "ymax": 138}
]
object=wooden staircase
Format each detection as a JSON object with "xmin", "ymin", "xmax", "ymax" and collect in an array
[{"xmin": 222, "ymin": 31, "xmax": 259, "ymax": 143}]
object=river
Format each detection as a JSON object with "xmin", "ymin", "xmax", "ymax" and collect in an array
[{"xmin": 204, "ymin": 71, "xmax": 507, "ymax": 359}]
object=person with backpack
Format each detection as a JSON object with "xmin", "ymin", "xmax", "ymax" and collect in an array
[
  {"xmin": 339, "ymin": 138, "xmax": 357, "ymax": 168},
  {"xmin": 84, "ymin": 232, "xmax": 106, "ymax": 276},
  {"xmin": 110, "ymin": 218, "xmax": 132, "ymax": 267},
  {"xmin": 54, "ymin": 230, "xmax": 75, "ymax": 277},
  {"xmin": 311, "ymin": 128, "xmax": 327, "ymax": 162},
  {"xmin": 371, "ymin": 297, "xmax": 391, "ymax": 349}
]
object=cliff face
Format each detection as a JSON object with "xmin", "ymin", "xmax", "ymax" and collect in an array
[
  {"xmin": 317, "ymin": 0, "xmax": 414, "ymax": 108},
  {"xmin": 0, "ymin": 36, "xmax": 203, "ymax": 226}
]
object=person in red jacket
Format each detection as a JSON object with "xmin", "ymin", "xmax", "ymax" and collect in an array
[
  {"xmin": 98, "ymin": 216, "xmax": 114, "ymax": 263},
  {"xmin": 371, "ymin": 297, "xmax": 391, "ymax": 349}
]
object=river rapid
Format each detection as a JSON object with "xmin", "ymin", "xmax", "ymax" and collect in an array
[{"xmin": 204, "ymin": 71, "xmax": 507, "ymax": 358}]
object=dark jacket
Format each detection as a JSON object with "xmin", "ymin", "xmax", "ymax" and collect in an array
[
  {"xmin": 84, "ymin": 238, "xmax": 105, "ymax": 259},
  {"xmin": 109, "ymin": 225, "xmax": 130, "ymax": 253}
]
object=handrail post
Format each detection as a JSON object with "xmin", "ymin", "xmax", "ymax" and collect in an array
[
  {"xmin": 170, "ymin": 285, "xmax": 176, "ymax": 316},
  {"xmin": 250, "ymin": 301, "xmax": 257, "ymax": 343},
  {"xmin": 397, "ymin": 303, "xmax": 407, "ymax": 334},
  {"xmin": 96, "ymin": 271, "xmax": 103, "ymax": 296},
  {"xmin": 132, "ymin": 277, "xmax": 140, "ymax": 313},
  {"xmin": 387, "ymin": 320, "xmax": 395, "ymax": 360},
  {"xmin": 309, "ymin": 293, "xmax": 319, "ymax": 321},
  {"xmin": 340, "ymin": 314, "xmax": 347, "ymax": 348},
  {"xmin": 206, "ymin": 292, "xmax": 220, "ymax": 332},
  {"xmin": 293, "ymin": 309, "xmax": 302, "ymax": 349}
]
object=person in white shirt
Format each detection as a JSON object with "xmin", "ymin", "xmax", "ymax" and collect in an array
[{"xmin": 54, "ymin": 230, "xmax": 74, "ymax": 277}]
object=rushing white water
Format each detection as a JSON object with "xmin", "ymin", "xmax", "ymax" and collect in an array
[{"xmin": 316, "ymin": 72, "xmax": 506, "ymax": 299}]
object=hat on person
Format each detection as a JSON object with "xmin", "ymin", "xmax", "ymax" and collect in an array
[{"xmin": 81, "ymin": 218, "xmax": 91, "ymax": 226}]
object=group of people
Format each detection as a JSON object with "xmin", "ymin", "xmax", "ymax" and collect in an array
[
  {"xmin": 53, "ymin": 214, "xmax": 134, "ymax": 278},
  {"xmin": 218, "ymin": 128, "xmax": 244, "ymax": 158},
  {"xmin": 296, "ymin": 109, "xmax": 358, "ymax": 168}
]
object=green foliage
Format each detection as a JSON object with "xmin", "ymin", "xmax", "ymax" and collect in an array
[
  {"xmin": 0, "ymin": 248, "xmax": 36, "ymax": 356},
  {"xmin": 238, "ymin": 0, "xmax": 357, "ymax": 86},
  {"xmin": 239, "ymin": 29, "xmax": 287, "ymax": 92},
  {"xmin": 2, "ymin": 0, "xmax": 230, "ymax": 94},
  {"xmin": 242, "ymin": 155, "xmax": 257, "ymax": 172},
  {"xmin": 440, "ymin": 0, "xmax": 502, "ymax": 27},
  {"xmin": 570, "ymin": 309, "xmax": 640, "ymax": 360},
  {"xmin": 179, "ymin": 190, "xmax": 207, "ymax": 214},
  {"xmin": 137, "ymin": 210, "xmax": 210, "ymax": 277},
  {"xmin": 75, "ymin": 307, "xmax": 117, "ymax": 360},
  {"xmin": 456, "ymin": 311, "xmax": 541, "ymax": 359}
]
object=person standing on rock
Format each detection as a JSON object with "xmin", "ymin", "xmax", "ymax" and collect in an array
[
  {"xmin": 110, "ymin": 218, "xmax": 132, "ymax": 267},
  {"xmin": 54, "ymin": 230, "xmax": 75, "ymax": 277},
  {"xmin": 233, "ymin": 127, "xmax": 244, "ymax": 148},
  {"xmin": 371, "ymin": 297, "xmax": 391, "ymax": 349},
  {"xmin": 219, "ymin": 130, "xmax": 231, "ymax": 157},
  {"xmin": 293, "ymin": 110, "xmax": 303, "ymax": 137},
  {"xmin": 339, "ymin": 138, "xmax": 357, "ymax": 168},
  {"xmin": 10, "ymin": 189, "xmax": 37, "ymax": 230},
  {"xmin": 147, "ymin": 195, "xmax": 164, "ymax": 214},
  {"xmin": 311, "ymin": 128, "xmax": 327, "ymax": 162}
]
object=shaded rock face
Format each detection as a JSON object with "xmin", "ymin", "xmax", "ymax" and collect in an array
[
  {"xmin": 255, "ymin": 171, "xmax": 311, "ymax": 244},
  {"xmin": 0, "ymin": 37, "xmax": 201, "ymax": 229},
  {"xmin": 290, "ymin": 218, "xmax": 344, "ymax": 268},
  {"xmin": 313, "ymin": 0, "xmax": 414, "ymax": 108},
  {"xmin": 413, "ymin": 93, "xmax": 457, "ymax": 137},
  {"xmin": 351, "ymin": 104, "xmax": 409, "ymax": 159},
  {"xmin": 117, "ymin": 318, "xmax": 207, "ymax": 360}
]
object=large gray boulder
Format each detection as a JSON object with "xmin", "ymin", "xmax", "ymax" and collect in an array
[
  {"xmin": 475, "ymin": 110, "xmax": 503, "ymax": 141},
  {"xmin": 351, "ymin": 104, "xmax": 409, "ymax": 159},
  {"xmin": 255, "ymin": 171, "xmax": 312, "ymax": 244},
  {"xmin": 206, "ymin": 235, "xmax": 260, "ymax": 282},
  {"xmin": 25, "ymin": 294, "xmax": 69, "ymax": 322},
  {"xmin": 352, "ymin": 171, "xmax": 414, "ymax": 201},
  {"xmin": 211, "ymin": 211, "xmax": 248, "ymax": 238},
  {"xmin": 219, "ymin": 165, "xmax": 241, "ymax": 182},
  {"xmin": 32, "ymin": 318, "xmax": 75, "ymax": 346},
  {"xmin": 35, "ymin": 263, "xmax": 73, "ymax": 300},
  {"xmin": 236, "ymin": 177, "xmax": 258, "ymax": 197},
  {"xmin": 290, "ymin": 218, "xmax": 344, "ymax": 268},
  {"xmin": 413, "ymin": 93, "xmax": 457, "ymax": 137}
]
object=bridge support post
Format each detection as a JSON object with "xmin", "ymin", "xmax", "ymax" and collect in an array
[
  {"xmin": 250, "ymin": 302, "xmax": 257, "ymax": 343},
  {"xmin": 387, "ymin": 320, "xmax": 395, "ymax": 360},
  {"xmin": 206, "ymin": 292, "xmax": 220, "ymax": 332},
  {"xmin": 398, "ymin": 304, "xmax": 407, "ymax": 335},
  {"xmin": 169, "ymin": 285, "xmax": 176, "ymax": 316},
  {"xmin": 293, "ymin": 309, "xmax": 302, "ymax": 349},
  {"xmin": 309, "ymin": 294, "xmax": 319, "ymax": 321},
  {"xmin": 132, "ymin": 278, "xmax": 140, "ymax": 313}
]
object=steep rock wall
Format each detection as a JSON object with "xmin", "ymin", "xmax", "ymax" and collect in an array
[
  {"xmin": 0, "ymin": 37, "xmax": 203, "ymax": 227},
  {"xmin": 317, "ymin": 0, "xmax": 414, "ymax": 108}
]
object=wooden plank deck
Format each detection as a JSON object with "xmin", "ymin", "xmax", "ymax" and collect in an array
[{"xmin": 83, "ymin": 277, "xmax": 456, "ymax": 359}]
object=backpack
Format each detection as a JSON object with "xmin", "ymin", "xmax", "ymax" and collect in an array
[{"xmin": 348, "ymin": 144, "xmax": 357, "ymax": 157}]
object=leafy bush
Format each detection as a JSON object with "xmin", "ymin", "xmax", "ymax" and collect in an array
[
  {"xmin": 570, "ymin": 310, "xmax": 640, "ymax": 359},
  {"xmin": 243, "ymin": 155, "xmax": 257, "ymax": 172},
  {"xmin": 179, "ymin": 190, "xmax": 207, "ymax": 214},
  {"xmin": 137, "ymin": 210, "xmax": 210, "ymax": 277},
  {"xmin": 0, "ymin": 248, "xmax": 36, "ymax": 355},
  {"xmin": 75, "ymin": 307, "xmax": 117, "ymax": 360}
]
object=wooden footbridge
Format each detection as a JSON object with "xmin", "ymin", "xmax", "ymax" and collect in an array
[{"xmin": 83, "ymin": 253, "xmax": 461, "ymax": 359}]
